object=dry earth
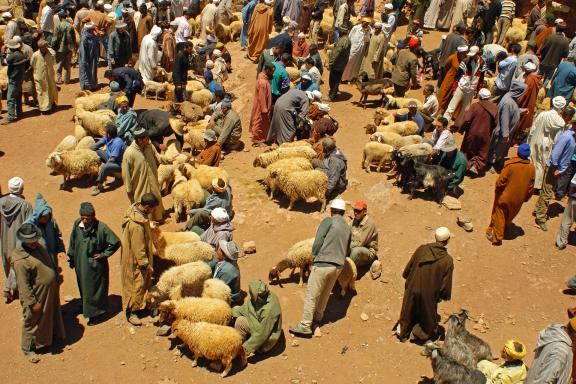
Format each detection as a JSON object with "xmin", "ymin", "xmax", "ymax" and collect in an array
[{"xmin": 0, "ymin": 26, "xmax": 575, "ymax": 384}]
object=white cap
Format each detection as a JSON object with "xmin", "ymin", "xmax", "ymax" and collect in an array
[
  {"xmin": 84, "ymin": 21, "xmax": 96, "ymax": 30},
  {"xmin": 297, "ymin": 32, "xmax": 305, "ymax": 38},
  {"xmin": 211, "ymin": 207, "xmax": 229, "ymax": 222},
  {"xmin": 435, "ymin": 227, "xmax": 451, "ymax": 242},
  {"xmin": 13, "ymin": 35, "xmax": 22, "ymax": 42},
  {"xmin": 317, "ymin": 103, "xmax": 330, "ymax": 112},
  {"xmin": 457, "ymin": 45, "xmax": 468, "ymax": 53},
  {"xmin": 467, "ymin": 46, "xmax": 479, "ymax": 56},
  {"xmin": 305, "ymin": 91, "xmax": 314, "ymax": 100},
  {"xmin": 312, "ymin": 90, "xmax": 322, "ymax": 100},
  {"xmin": 8, "ymin": 177, "xmax": 24, "ymax": 194},
  {"xmin": 282, "ymin": 15, "xmax": 291, "ymax": 25},
  {"xmin": 97, "ymin": 0, "xmax": 104, "ymax": 4},
  {"xmin": 523, "ymin": 61, "xmax": 537, "ymax": 72},
  {"xmin": 384, "ymin": 3, "xmax": 393, "ymax": 10},
  {"xmin": 212, "ymin": 49, "xmax": 222, "ymax": 57},
  {"xmin": 212, "ymin": 0, "xmax": 220, "ymax": 3},
  {"xmin": 478, "ymin": 88, "xmax": 491, "ymax": 100},
  {"xmin": 374, "ymin": 22, "xmax": 383, "ymax": 28},
  {"xmin": 441, "ymin": 34, "xmax": 447, "ymax": 40},
  {"xmin": 555, "ymin": 18, "xmax": 564, "ymax": 25},
  {"xmin": 552, "ymin": 96, "xmax": 567, "ymax": 109},
  {"xmin": 2, "ymin": 12, "xmax": 12, "ymax": 19},
  {"xmin": 264, "ymin": 0, "xmax": 272, "ymax": 4},
  {"xmin": 170, "ymin": 19, "xmax": 179, "ymax": 26},
  {"xmin": 301, "ymin": 74, "xmax": 312, "ymax": 81},
  {"xmin": 206, "ymin": 59, "xmax": 214, "ymax": 68},
  {"xmin": 104, "ymin": 3, "xmax": 112, "ymax": 11},
  {"xmin": 330, "ymin": 199, "xmax": 346, "ymax": 211}
]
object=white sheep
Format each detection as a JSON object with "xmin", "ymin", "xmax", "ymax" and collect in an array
[
  {"xmin": 337, "ymin": 258, "xmax": 357, "ymax": 297},
  {"xmin": 382, "ymin": 95, "xmax": 423, "ymax": 109},
  {"xmin": 264, "ymin": 157, "xmax": 313, "ymax": 199},
  {"xmin": 165, "ymin": 138, "xmax": 189, "ymax": 164},
  {"xmin": 163, "ymin": 241, "xmax": 215, "ymax": 265},
  {"xmin": 74, "ymin": 125, "xmax": 88, "ymax": 141},
  {"xmin": 398, "ymin": 142, "xmax": 433, "ymax": 157},
  {"xmin": 150, "ymin": 221, "xmax": 201, "ymax": 259},
  {"xmin": 186, "ymin": 79, "xmax": 205, "ymax": 93},
  {"xmin": 362, "ymin": 142, "xmax": 394, "ymax": 173},
  {"xmin": 158, "ymin": 164, "xmax": 176, "ymax": 193},
  {"xmin": 268, "ymin": 238, "xmax": 314, "ymax": 286},
  {"xmin": 229, "ymin": 20, "xmax": 241, "ymax": 41},
  {"xmin": 381, "ymin": 121, "xmax": 419, "ymax": 136},
  {"xmin": 285, "ymin": 66, "xmax": 301, "ymax": 83},
  {"xmin": 54, "ymin": 135, "xmax": 78, "ymax": 152},
  {"xmin": 143, "ymin": 80, "xmax": 169, "ymax": 100},
  {"xmin": 190, "ymin": 89, "xmax": 213, "ymax": 108},
  {"xmin": 147, "ymin": 261, "xmax": 212, "ymax": 304},
  {"xmin": 373, "ymin": 107, "xmax": 409, "ymax": 125},
  {"xmin": 76, "ymin": 136, "xmax": 96, "ymax": 150},
  {"xmin": 369, "ymin": 131, "xmax": 402, "ymax": 145},
  {"xmin": 271, "ymin": 169, "xmax": 328, "ymax": 211},
  {"xmin": 158, "ymin": 297, "xmax": 232, "ymax": 326},
  {"xmin": 184, "ymin": 126, "xmax": 207, "ymax": 153},
  {"xmin": 171, "ymin": 320, "xmax": 247, "ymax": 378},
  {"xmin": 74, "ymin": 106, "xmax": 115, "ymax": 136},
  {"xmin": 45, "ymin": 150, "xmax": 101, "ymax": 190},
  {"xmin": 182, "ymin": 163, "xmax": 230, "ymax": 190},
  {"xmin": 393, "ymin": 134, "xmax": 423, "ymax": 149},
  {"xmin": 278, "ymin": 140, "xmax": 313, "ymax": 148},
  {"xmin": 172, "ymin": 171, "xmax": 206, "ymax": 222},
  {"xmin": 504, "ymin": 26, "xmax": 525, "ymax": 45},
  {"xmin": 253, "ymin": 146, "xmax": 318, "ymax": 168},
  {"xmin": 201, "ymin": 278, "xmax": 232, "ymax": 304},
  {"xmin": 75, "ymin": 91, "xmax": 111, "ymax": 112}
]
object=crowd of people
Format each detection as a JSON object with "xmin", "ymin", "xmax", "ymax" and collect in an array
[{"xmin": 0, "ymin": 0, "xmax": 575, "ymax": 381}]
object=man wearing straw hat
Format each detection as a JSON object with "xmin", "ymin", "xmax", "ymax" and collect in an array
[
  {"xmin": 12, "ymin": 223, "xmax": 65, "ymax": 362},
  {"xmin": 108, "ymin": 20, "xmax": 132, "ymax": 69},
  {"xmin": 195, "ymin": 129, "xmax": 222, "ymax": 166}
]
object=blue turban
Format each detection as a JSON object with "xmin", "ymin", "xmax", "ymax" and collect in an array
[
  {"xmin": 221, "ymin": 98, "xmax": 232, "ymax": 108},
  {"xmin": 517, "ymin": 143, "xmax": 530, "ymax": 159},
  {"xmin": 204, "ymin": 70, "xmax": 213, "ymax": 81}
]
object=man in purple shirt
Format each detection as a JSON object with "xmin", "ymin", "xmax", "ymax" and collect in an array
[{"xmin": 90, "ymin": 123, "xmax": 127, "ymax": 196}]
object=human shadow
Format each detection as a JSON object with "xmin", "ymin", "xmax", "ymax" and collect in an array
[
  {"xmin": 418, "ymin": 377, "xmax": 435, "ymax": 384},
  {"xmin": 504, "ymin": 223, "xmax": 525, "ymax": 240},
  {"xmin": 48, "ymin": 300, "xmax": 86, "ymax": 354},
  {"xmin": 332, "ymin": 91, "xmax": 353, "ymax": 102},
  {"xmin": 272, "ymin": 194, "xmax": 325, "ymax": 213},
  {"xmin": 548, "ymin": 202, "xmax": 566, "ymax": 219},
  {"xmin": 58, "ymin": 175, "xmax": 97, "ymax": 192},
  {"xmin": 322, "ymin": 284, "xmax": 357, "ymax": 325},
  {"xmin": 248, "ymin": 331, "xmax": 287, "ymax": 363}
]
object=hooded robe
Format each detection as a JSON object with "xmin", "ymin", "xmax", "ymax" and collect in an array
[
  {"xmin": 139, "ymin": 25, "xmax": 163, "ymax": 84},
  {"xmin": 515, "ymin": 73, "xmax": 542, "ymax": 142},
  {"xmin": 250, "ymin": 71, "xmax": 273, "ymax": 144},
  {"xmin": 267, "ymin": 88, "xmax": 310, "ymax": 145},
  {"xmin": 525, "ymin": 324, "xmax": 573, "ymax": 384},
  {"xmin": 247, "ymin": 3, "xmax": 273, "ymax": 61},
  {"xmin": 31, "ymin": 49, "xmax": 58, "ymax": 112},
  {"xmin": 460, "ymin": 99, "xmax": 498, "ymax": 171},
  {"xmin": 26, "ymin": 193, "xmax": 65, "ymax": 267},
  {"xmin": 342, "ymin": 24, "xmax": 371, "ymax": 82}
]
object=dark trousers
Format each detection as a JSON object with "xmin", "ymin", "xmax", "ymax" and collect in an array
[
  {"xmin": 328, "ymin": 69, "xmax": 344, "ymax": 100},
  {"xmin": 96, "ymin": 150, "xmax": 122, "ymax": 184},
  {"xmin": 539, "ymin": 64, "xmax": 555, "ymax": 87},
  {"xmin": 393, "ymin": 83, "xmax": 407, "ymax": 97},
  {"xmin": 126, "ymin": 88, "xmax": 139, "ymax": 107},
  {"xmin": 174, "ymin": 84, "xmax": 187, "ymax": 102},
  {"xmin": 556, "ymin": 161, "xmax": 576, "ymax": 199}
]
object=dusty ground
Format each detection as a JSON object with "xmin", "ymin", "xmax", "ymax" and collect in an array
[{"xmin": 0, "ymin": 26, "xmax": 575, "ymax": 384}]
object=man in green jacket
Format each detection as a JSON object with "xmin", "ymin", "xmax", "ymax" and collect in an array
[
  {"xmin": 436, "ymin": 137, "xmax": 467, "ymax": 194},
  {"xmin": 67, "ymin": 202, "xmax": 121, "ymax": 325},
  {"xmin": 232, "ymin": 279, "xmax": 282, "ymax": 356},
  {"xmin": 328, "ymin": 26, "xmax": 351, "ymax": 101},
  {"xmin": 210, "ymin": 99, "xmax": 243, "ymax": 152},
  {"xmin": 289, "ymin": 198, "xmax": 351, "ymax": 336},
  {"xmin": 51, "ymin": 10, "xmax": 76, "ymax": 84}
]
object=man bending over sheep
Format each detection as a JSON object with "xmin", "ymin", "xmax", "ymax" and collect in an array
[
  {"xmin": 185, "ymin": 178, "xmax": 232, "ymax": 232},
  {"xmin": 209, "ymin": 99, "xmax": 243, "ymax": 152},
  {"xmin": 349, "ymin": 200, "xmax": 381, "ymax": 280},
  {"xmin": 289, "ymin": 199, "xmax": 351, "ymax": 337},
  {"xmin": 394, "ymin": 227, "xmax": 453, "ymax": 343},
  {"xmin": 314, "ymin": 138, "xmax": 348, "ymax": 201},
  {"xmin": 120, "ymin": 193, "xmax": 159, "ymax": 326},
  {"xmin": 232, "ymin": 279, "xmax": 282, "ymax": 357},
  {"xmin": 209, "ymin": 240, "xmax": 242, "ymax": 305}
]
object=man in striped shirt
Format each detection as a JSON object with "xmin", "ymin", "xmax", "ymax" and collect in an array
[{"xmin": 496, "ymin": 0, "xmax": 515, "ymax": 45}]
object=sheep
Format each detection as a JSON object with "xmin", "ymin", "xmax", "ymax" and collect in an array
[
  {"xmin": 422, "ymin": 342, "xmax": 487, "ymax": 384},
  {"xmin": 456, "ymin": 309, "xmax": 494, "ymax": 362},
  {"xmin": 74, "ymin": 125, "xmax": 88, "ymax": 141},
  {"xmin": 336, "ymin": 258, "xmax": 357, "ymax": 297},
  {"xmin": 163, "ymin": 241, "xmax": 215, "ymax": 265},
  {"xmin": 443, "ymin": 314, "xmax": 478, "ymax": 368},
  {"xmin": 173, "ymin": 101, "xmax": 204, "ymax": 123},
  {"xmin": 201, "ymin": 278, "xmax": 232, "ymax": 304},
  {"xmin": 158, "ymin": 164, "xmax": 176, "ymax": 193},
  {"xmin": 76, "ymin": 136, "xmax": 96, "ymax": 150},
  {"xmin": 148, "ymin": 261, "xmax": 212, "ymax": 307},
  {"xmin": 382, "ymin": 95, "xmax": 423, "ymax": 109},
  {"xmin": 74, "ymin": 92, "xmax": 111, "ymax": 112},
  {"xmin": 268, "ymin": 238, "xmax": 314, "ymax": 287},
  {"xmin": 143, "ymin": 80, "xmax": 169, "ymax": 100},
  {"xmin": 369, "ymin": 131, "xmax": 402, "ymax": 145},
  {"xmin": 355, "ymin": 77, "xmax": 394, "ymax": 108},
  {"xmin": 285, "ymin": 66, "xmax": 301, "ymax": 83},
  {"xmin": 271, "ymin": 169, "xmax": 328, "ymax": 211},
  {"xmin": 373, "ymin": 107, "xmax": 409, "ymax": 125},
  {"xmin": 54, "ymin": 135, "xmax": 78, "ymax": 152},
  {"xmin": 165, "ymin": 138, "xmax": 189, "ymax": 164},
  {"xmin": 398, "ymin": 142, "xmax": 433, "ymax": 158},
  {"xmin": 158, "ymin": 298, "xmax": 232, "ymax": 326},
  {"xmin": 231, "ymin": 12, "xmax": 241, "ymax": 22},
  {"xmin": 74, "ymin": 106, "xmax": 115, "ymax": 136},
  {"xmin": 264, "ymin": 157, "xmax": 313, "ymax": 199},
  {"xmin": 154, "ymin": 67, "xmax": 172, "ymax": 83},
  {"xmin": 183, "ymin": 126, "xmax": 207, "ymax": 153},
  {"xmin": 278, "ymin": 140, "xmax": 313, "ymax": 148},
  {"xmin": 171, "ymin": 167, "xmax": 206, "ymax": 222},
  {"xmin": 190, "ymin": 89, "xmax": 213, "ymax": 108},
  {"xmin": 181, "ymin": 163, "xmax": 230, "ymax": 191},
  {"xmin": 170, "ymin": 320, "xmax": 247, "ymax": 377},
  {"xmin": 45, "ymin": 150, "xmax": 101, "ymax": 190},
  {"xmin": 393, "ymin": 134, "xmax": 423, "ymax": 150},
  {"xmin": 382, "ymin": 121, "xmax": 419, "ymax": 136},
  {"xmin": 229, "ymin": 20, "xmax": 242, "ymax": 41},
  {"xmin": 0, "ymin": 66, "xmax": 7, "ymax": 92},
  {"xmin": 362, "ymin": 142, "xmax": 394, "ymax": 173},
  {"xmin": 150, "ymin": 221, "xmax": 201, "ymax": 259},
  {"xmin": 186, "ymin": 79, "xmax": 205, "ymax": 93},
  {"xmin": 504, "ymin": 26, "xmax": 525, "ymax": 45},
  {"xmin": 253, "ymin": 146, "xmax": 318, "ymax": 168},
  {"xmin": 215, "ymin": 23, "xmax": 232, "ymax": 42}
]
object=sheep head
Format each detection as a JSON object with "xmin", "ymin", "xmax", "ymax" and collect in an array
[
  {"xmin": 253, "ymin": 157, "xmax": 262, "ymax": 168},
  {"xmin": 422, "ymin": 341, "xmax": 441, "ymax": 358},
  {"xmin": 157, "ymin": 300, "xmax": 177, "ymax": 324},
  {"xmin": 457, "ymin": 308, "xmax": 471, "ymax": 326},
  {"xmin": 46, "ymin": 152, "xmax": 63, "ymax": 169},
  {"xmin": 365, "ymin": 123, "xmax": 377, "ymax": 134},
  {"xmin": 268, "ymin": 266, "xmax": 280, "ymax": 286},
  {"xmin": 444, "ymin": 314, "xmax": 463, "ymax": 335}
]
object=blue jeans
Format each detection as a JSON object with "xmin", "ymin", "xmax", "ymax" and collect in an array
[
  {"xmin": 96, "ymin": 150, "xmax": 122, "ymax": 184},
  {"xmin": 240, "ymin": 21, "xmax": 249, "ymax": 48},
  {"xmin": 6, "ymin": 77, "xmax": 23, "ymax": 120}
]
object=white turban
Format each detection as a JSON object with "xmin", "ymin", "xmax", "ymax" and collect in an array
[
  {"xmin": 457, "ymin": 45, "xmax": 468, "ymax": 53},
  {"xmin": 84, "ymin": 22, "xmax": 96, "ymax": 30},
  {"xmin": 384, "ymin": 3, "xmax": 393, "ymax": 10},
  {"xmin": 478, "ymin": 88, "xmax": 491, "ymax": 100},
  {"xmin": 297, "ymin": 32, "xmax": 305, "ymax": 38},
  {"xmin": 103, "ymin": 3, "xmax": 112, "ymax": 11},
  {"xmin": 374, "ymin": 22, "xmax": 383, "ymax": 28},
  {"xmin": 282, "ymin": 16, "xmax": 291, "ymax": 24},
  {"xmin": 312, "ymin": 90, "xmax": 322, "ymax": 100},
  {"xmin": 212, "ymin": 49, "xmax": 222, "ymax": 57},
  {"xmin": 555, "ymin": 18, "xmax": 564, "ymax": 25},
  {"xmin": 206, "ymin": 59, "xmax": 214, "ymax": 68},
  {"xmin": 2, "ymin": 12, "xmax": 12, "ymax": 19},
  {"xmin": 170, "ymin": 20, "xmax": 179, "ymax": 26},
  {"xmin": 264, "ymin": 0, "xmax": 272, "ymax": 4},
  {"xmin": 8, "ymin": 177, "xmax": 23, "ymax": 194},
  {"xmin": 212, "ymin": 0, "xmax": 220, "ymax": 3},
  {"xmin": 523, "ymin": 61, "xmax": 537, "ymax": 72},
  {"xmin": 305, "ymin": 91, "xmax": 314, "ymax": 100},
  {"xmin": 435, "ymin": 227, "xmax": 451, "ymax": 242},
  {"xmin": 552, "ymin": 96, "xmax": 567, "ymax": 109},
  {"xmin": 211, "ymin": 207, "xmax": 229, "ymax": 222},
  {"xmin": 150, "ymin": 25, "xmax": 162, "ymax": 37},
  {"xmin": 317, "ymin": 103, "xmax": 330, "ymax": 112},
  {"xmin": 13, "ymin": 35, "xmax": 22, "ymax": 42}
]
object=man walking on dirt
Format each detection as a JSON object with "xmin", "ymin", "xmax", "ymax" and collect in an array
[{"xmin": 289, "ymin": 199, "xmax": 351, "ymax": 336}]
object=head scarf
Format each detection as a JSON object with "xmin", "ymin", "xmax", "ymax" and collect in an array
[
  {"xmin": 552, "ymin": 96, "xmax": 567, "ymax": 110},
  {"xmin": 504, "ymin": 340, "xmax": 527, "ymax": 360},
  {"xmin": 517, "ymin": 143, "xmax": 530, "ymax": 159},
  {"xmin": 8, "ymin": 177, "xmax": 24, "ymax": 194}
]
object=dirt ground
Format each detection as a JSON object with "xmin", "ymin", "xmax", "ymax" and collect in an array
[{"xmin": 0, "ymin": 26, "xmax": 575, "ymax": 384}]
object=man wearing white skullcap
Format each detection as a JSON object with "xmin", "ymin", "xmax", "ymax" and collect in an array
[
  {"xmin": 138, "ymin": 25, "xmax": 163, "ymax": 83},
  {"xmin": 185, "ymin": 178, "xmax": 232, "ymax": 232},
  {"xmin": 527, "ymin": 95, "xmax": 568, "ymax": 191},
  {"xmin": 394, "ymin": 227, "xmax": 454, "ymax": 343},
  {"xmin": 359, "ymin": 18, "xmax": 386, "ymax": 79},
  {"xmin": 0, "ymin": 177, "xmax": 33, "ymax": 302},
  {"xmin": 2, "ymin": 12, "xmax": 17, "ymax": 45},
  {"xmin": 199, "ymin": 207, "xmax": 233, "ymax": 250}
]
